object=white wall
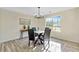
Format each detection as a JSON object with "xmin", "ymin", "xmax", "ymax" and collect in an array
[
  {"xmin": 45, "ymin": 8, "xmax": 79, "ymax": 43},
  {"xmin": 31, "ymin": 17, "xmax": 45, "ymax": 30},
  {"xmin": 0, "ymin": 9, "xmax": 1, "ymax": 40},
  {"xmin": 0, "ymin": 9, "xmax": 31, "ymax": 42}
]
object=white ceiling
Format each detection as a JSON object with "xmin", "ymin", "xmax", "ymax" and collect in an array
[{"xmin": 1, "ymin": 7, "xmax": 75, "ymax": 16}]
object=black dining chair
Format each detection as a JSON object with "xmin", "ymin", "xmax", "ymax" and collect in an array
[
  {"xmin": 32, "ymin": 27, "xmax": 38, "ymax": 36},
  {"xmin": 32, "ymin": 27, "xmax": 36, "ymax": 31},
  {"xmin": 28, "ymin": 29, "xmax": 36, "ymax": 47},
  {"xmin": 39, "ymin": 27, "xmax": 51, "ymax": 50}
]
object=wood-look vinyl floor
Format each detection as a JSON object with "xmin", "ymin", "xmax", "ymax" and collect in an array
[{"xmin": 0, "ymin": 37, "xmax": 79, "ymax": 52}]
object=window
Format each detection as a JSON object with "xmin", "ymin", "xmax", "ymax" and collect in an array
[{"xmin": 46, "ymin": 16, "xmax": 61, "ymax": 32}]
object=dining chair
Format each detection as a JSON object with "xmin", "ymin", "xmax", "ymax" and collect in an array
[
  {"xmin": 32, "ymin": 27, "xmax": 36, "ymax": 31},
  {"xmin": 39, "ymin": 27, "xmax": 51, "ymax": 50},
  {"xmin": 28, "ymin": 29, "xmax": 36, "ymax": 47},
  {"xmin": 32, "ymin": 27, "xmax": 38, "ymax": 36}
]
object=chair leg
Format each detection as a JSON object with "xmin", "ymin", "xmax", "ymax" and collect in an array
[
  {"xmin": 40, "ymin": 38, "xmax": 44, "ymax": 44},
  {"xmin": 28, "ymin": 40, "xmax": 30, "ymax": 46},
  {"xmin": 34, "ymin": 39, "xmax": 38, "ymax": 45},
  {"xmin": 33, "ymin": 41, "xmax": 35, "ymax": 47}
]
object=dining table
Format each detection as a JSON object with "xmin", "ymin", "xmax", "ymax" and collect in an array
[
  {"xmin": 34, "ymin": 30, "xmax": 44, "ymax": 35},
  {"xmin": 34, "ymin": 30, "xmax": 44, "ymax": 45}
]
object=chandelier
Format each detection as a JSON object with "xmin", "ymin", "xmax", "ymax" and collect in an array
[{"xmin": 34, "ymin": 7, "xmax": 44, "ymax": 18}]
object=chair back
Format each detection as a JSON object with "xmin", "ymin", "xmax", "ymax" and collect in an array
[
  {"xmin": 28, "ymin": 29, "xmax": 35, "ymax": 41},
  {"xmin": 43, "ymin": 27, "xmax": 51, "ymax": 50},
  {"xmin": 44, "ymin": 27, "xmax": 51, "ymax": 40},
  {"xmin": 32, "ymin": 27, "xmax": 36, "ymax": 31}
]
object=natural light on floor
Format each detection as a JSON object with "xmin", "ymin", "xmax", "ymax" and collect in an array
[
  {"xmin": 47, "ymin": 41, "xmax": 61, "ymax": 52},
  {"xmin": 31, "ymin": 40, "xmax": 62, "ymax": 52}
]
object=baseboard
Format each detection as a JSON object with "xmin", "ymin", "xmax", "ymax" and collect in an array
[
  {"xmin": 51, "ymin": 36, "xmax": 79, "ymax": 45},
  {"xmin": 0, "ymin": 36, "xmax": 28, "ymax": 44}
]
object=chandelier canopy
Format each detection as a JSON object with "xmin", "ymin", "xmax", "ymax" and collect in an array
[{"xmin": 34, "ymin": 7, "xmax": 44, "ymax": 18}]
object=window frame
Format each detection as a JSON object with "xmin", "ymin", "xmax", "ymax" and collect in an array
[{"xmin": 45, "ymin": 16, "xmax": 61, "ymax": 32}]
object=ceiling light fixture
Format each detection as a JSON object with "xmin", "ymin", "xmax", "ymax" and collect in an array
[{"xmin": 34, "ymin": 7, "xmax": 44, "ymax": 18}]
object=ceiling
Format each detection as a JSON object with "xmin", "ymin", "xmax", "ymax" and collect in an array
[{"xmin": 1, "ymin": 7, "xmax": 75, "ymax": 16}]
